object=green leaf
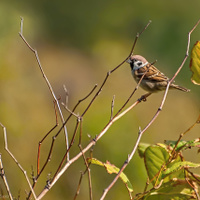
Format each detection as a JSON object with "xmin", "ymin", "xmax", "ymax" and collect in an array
[
  {"xmin": 138, "ymin": 143, "xmax": 151, "ymax": 158},
  {"xmin": 190, "ymin": 41, "xmax": 200, "ymax": 85},
  {"xmin": 163, "ymin": 161, "xmax": 200, "ymax": 177},
  {"xmin": 165, "ymin": 139, "xmax": 200, "ymax": 151},
  {"xmin": 87, "ymin": 158, "xmax": 133, "ymax": 193},
  {"xmin": 144, "ymin": 145, "xmax": 170, "ymax": 185},
  {"xmin": 140, "ymin": 180, "xmax": 196, "ymax": 200}
]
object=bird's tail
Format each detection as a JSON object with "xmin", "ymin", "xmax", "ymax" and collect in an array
[{"xmin": 170, "ymin": 84, "xmax": 190, "ymax": 92}]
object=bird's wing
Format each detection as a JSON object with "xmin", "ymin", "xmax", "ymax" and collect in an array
[{"xmin": 136, "ymin": 64, "xmax": 169, "ymax": 82}]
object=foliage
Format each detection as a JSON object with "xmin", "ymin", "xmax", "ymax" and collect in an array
[
  {"xmin": 88, "ymin": 135, "xmax": 200, "ymax": 199},
  {"xmin": 190, "ymin": 41, "xmax": 200, "ymax": 85}
]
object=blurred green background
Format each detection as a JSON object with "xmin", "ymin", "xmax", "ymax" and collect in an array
[{"xmin": 0, "ymin": 1, "xmax": 200, "ymax": 199}]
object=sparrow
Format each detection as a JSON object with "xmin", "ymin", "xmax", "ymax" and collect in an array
[{"xmin": 126, "ymin": 55, "xmax": 190, "ymax": 94}]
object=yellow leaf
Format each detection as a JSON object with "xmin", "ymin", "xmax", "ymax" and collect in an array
[
  {"xmin": 190, "ymin": 41, "xmax": 200, "ymax": 85},
  {"xmin": 87, "ymin": 158, "xmax": 133, "ymax": 193}
]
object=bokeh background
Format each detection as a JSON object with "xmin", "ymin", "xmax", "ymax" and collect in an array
[{"xmin": 0, "ymin": 1, "xmax": 200, "ymax": 199}]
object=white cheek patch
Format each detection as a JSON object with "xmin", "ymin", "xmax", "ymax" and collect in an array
[{"xmin": 133, "ymin": 62, "xmax": 148, "ymax": 71}]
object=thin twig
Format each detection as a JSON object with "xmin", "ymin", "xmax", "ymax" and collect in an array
[
  {"xmin": 62, "ymin": 102, "xmax": 79, "ymax": 118},
  {"xmin": 37, "ymin": 101, "xmax": 59, "ymax": 175},
  {"xmin": 110, "ymin": 95, "xmax": 115, "ymax": 120},
  {"xmin": 110, "ymin": 20, "xmax": 152, "ymax": 73},
  {"xmin": 99, "ymin": 19, "xmax": 200, "ymax": 200},
  {"xmin": 51, "ymin": 118, "xmax": 81, "ymax": 181},
  {"xmin": 73, "ymin": 171, "xmax": 84, "ymax": 200},
  {"xmin": 170, "ymin": 114, "xmax": 200, "ymax": 160},
  {"xmin": 78, "ymin": 117, "xmax": 83, "ymax": 145},
  {"xmin": 19, "ymin": 17, "xmax": 70, "ymax": 161},
  {"xmin": 0, "ymin": 154, "xmax": 13, "ymax": 200},
  {"xmin": 79, "ymin": 145, "xmax": 93, "ymax": 200},
  {"xmin": 27, "ymin": 102, "xmax": 59, "ymax": 199}
]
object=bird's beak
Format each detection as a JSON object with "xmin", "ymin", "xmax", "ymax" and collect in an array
[{"xmin": 126, "ymin": 58, "xmax": 132, "ymax": 64}]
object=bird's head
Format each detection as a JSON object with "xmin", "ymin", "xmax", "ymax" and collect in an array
[{"xmin": 126, "ymin": 55, "xmax": 148, "ymax": 71}]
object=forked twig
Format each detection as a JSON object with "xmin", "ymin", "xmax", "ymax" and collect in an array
[
  {"xmin": 99, "ymin": 18, "xmax": 200, "ymax": 200},
  {"xmin": 19, "ymin": 17, "xmax": 70, "ymax": 161},
  {"xmin": 0, "ymin": 123, "xmax": 37, "ymax": 200}
]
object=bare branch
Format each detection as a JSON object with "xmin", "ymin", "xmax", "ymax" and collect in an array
[
  {"xmin": 19, "ymin": 17, "xmax": 70, "ymax": 161},
  {"xmin": 0, "ymin": 123, "xmax": 37, "ymax": 200}
]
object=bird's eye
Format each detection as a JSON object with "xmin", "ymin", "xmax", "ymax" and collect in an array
[{"xmin": 137, "ymin": 62, "xmax": 142, "ymax": 66}]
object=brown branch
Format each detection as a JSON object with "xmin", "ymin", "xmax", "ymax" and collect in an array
[
  {"xmin": 73, "ymin": 171, "xmax": 84, "ymax": 200},
  {"xmin": 73, "ymin": 159, "xmax": 93, "ymax": 200},
  {"xmin": 100, "ymin": 18, "xmax": 200, "ymax": 200},
  {"xmin": 26, "ymin": 101, "xmax": 59, "ymax": 199},
  {"xmin": 78, "ymin": 145, "xmax": 93, "ymax": 200}
]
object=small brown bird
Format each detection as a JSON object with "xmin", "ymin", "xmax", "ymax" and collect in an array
[{"xmin": 127, "ymin": 55, "xmax": 190, "ymax": 94}]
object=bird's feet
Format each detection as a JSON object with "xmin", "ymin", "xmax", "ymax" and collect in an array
[{"xmin": 140, "ymin": 93, "xmax": 152, "ymax": 102}]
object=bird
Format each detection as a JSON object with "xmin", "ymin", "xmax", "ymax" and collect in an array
[{"xmin": 126, "ymin": 55, "xmax": 190, "ymax": 95}]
